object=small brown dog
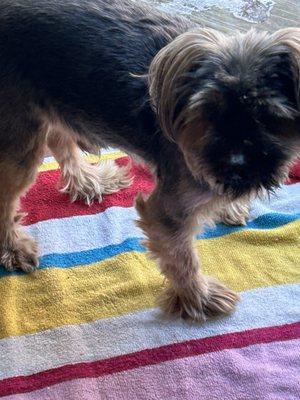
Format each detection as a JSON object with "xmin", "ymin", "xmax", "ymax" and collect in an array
[{"xmin": 0, "ymin": 0, "xmax": 299, "ymax": 322}]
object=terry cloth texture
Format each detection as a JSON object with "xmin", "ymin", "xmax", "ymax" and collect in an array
[{"xmin": 0, "ymin": 150, "xmax": 299, "ymax": 400}]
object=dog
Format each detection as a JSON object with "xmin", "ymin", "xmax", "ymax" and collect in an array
[{"xmin": 0, "ymin": 0, "xmax": 299, "ymax": 322}]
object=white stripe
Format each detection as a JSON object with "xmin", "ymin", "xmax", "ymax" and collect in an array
[
  {"xmin": 26, "ymin": 207, "xmax": 142, "ymax": 256},
  {"xmin": 0, "ymin": 284, "xmax": 298, "ymax": 379},
  {"xmin": 43, "ymin": 156, "xmax": 55, "ymax": 163},
  {"xmin": 250, "ymin": 183, "xmax": 300, "ymax": 220},
  {"xmin": 42, "ymin": 148, "xmax": 119, "ymax": 165},
  {"xmin": 25, "ymin": 184, "xmax": 300, "ymax": 257}
]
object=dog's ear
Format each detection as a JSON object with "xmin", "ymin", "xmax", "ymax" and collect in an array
[
  {"xmin": 268, "ymin": 28, "xmax": 300, "ymax": 117},
  {"xmin": 148, "ymin": 28, "xmax": 226, "ymax": 141}
]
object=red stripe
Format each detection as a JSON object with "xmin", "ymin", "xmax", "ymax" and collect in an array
[
  {"xmin": 287, "ymin": 160, "xmax": 300, "ymax": 184},
  {"xmin": 21, "ymin": 157, "xmax": 299, "ymax": 225},
  {"xmin": 1, "ymin": 322, "xmax": 299, "ymax": 397},
  {"xmin": 21, "ymin": 157, "xmax": 154, "ymax": 225}
]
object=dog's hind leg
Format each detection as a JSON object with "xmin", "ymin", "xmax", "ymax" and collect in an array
[
  {"xmin": 47, "ymin": 129, "xmax": 132, "ymax": 205},
  {"xmin": 136, "ymin": 181, "xmax": 239, "ymax": 322},
  {"xmin": 0, "ymin": 126, "xmax": 46, "ymax": 272}
]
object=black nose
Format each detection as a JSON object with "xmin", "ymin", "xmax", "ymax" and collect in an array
[{"xmin": 230, "ymin": 154, "xmax": 245, "ymax": 166}]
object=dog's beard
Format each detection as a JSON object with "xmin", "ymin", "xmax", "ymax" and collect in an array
[
  {"xmin": 180, "ymin": 150, "xmax": 290, "ymax": 200},
  {"xmin": 173, "ymin": 115, "xmax": 294, "ymax": 200},
  {"xmin": 178, "ymin": 121, "xmax": 294, "ymax": 200},
  {"xmin": 202, "ymin": 167, "xmax": 289, "ymax": 199}
]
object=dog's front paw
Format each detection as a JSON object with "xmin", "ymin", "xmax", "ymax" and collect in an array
[
  {"xmin": 158, "ymin": 277, "xmax": 239, "ymax": 322},
  {"xmin": 219, "ymin": 202, "xmax": 250, "ymax": 226},
  {"xmin": 202, "ymin": 276, "xmax": 239, "ymax": 318},
  {"xmin": 158, "ymin": 284, "xmax": 207, "ymax": 322},
  {"xmin": 0, "ymin": 232, "xmax": 39, "ymax": 272}
]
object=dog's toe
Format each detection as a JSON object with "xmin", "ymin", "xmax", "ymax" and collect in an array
[
  {"xmin": 219, "ymin": 202, "xmax": 250, "ymax": 226},
  {"xmin": 203, "ymin": 276, "xmax": 239, "ymax": 318},
  {"xmin": 158, "ymin": 277, "xmax": 239, "ymax": 322},
  {"xmin": 1, "ymin": 234, "xmax": 39, "ymax": 272}
]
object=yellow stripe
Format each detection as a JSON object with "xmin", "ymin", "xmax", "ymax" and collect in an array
[
  {"xmin": 0, "ymin": 220, "xmax": 299, "ymax": 338},
  {"xmin": 39, "ymin": 151, "xmax": 124, "ymax": 172}
]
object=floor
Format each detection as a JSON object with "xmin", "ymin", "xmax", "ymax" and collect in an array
[{"xmin": 144, "ymin": 0, "xmax": 300, "ymax": 32}]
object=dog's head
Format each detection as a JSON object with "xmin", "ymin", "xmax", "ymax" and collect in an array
[{"xmin": 149, "ymin": 28, "xmax": 300, "ymax": 198}]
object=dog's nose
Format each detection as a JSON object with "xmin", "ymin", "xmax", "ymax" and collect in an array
[{"xmin": 230, "ymin": 154, "xmax": 245, "ymax": 166}]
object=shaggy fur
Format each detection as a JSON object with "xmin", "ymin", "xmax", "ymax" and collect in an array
[
  {"xmin": 0, "ymin": 0, "xmax": 299, "ymax": 321},
  {"xmin": 47, "ymin": 128, "xmax": 132, "ymax": 204}
]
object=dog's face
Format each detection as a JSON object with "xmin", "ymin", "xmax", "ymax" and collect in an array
[{"xmin": 149, "ymin": 28, "xmax": 300, "ymax": 198}]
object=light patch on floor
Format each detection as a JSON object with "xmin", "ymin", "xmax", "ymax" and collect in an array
[{"xmin": 144, "ymin": 0, "xmax": 275, "ymax": 23}]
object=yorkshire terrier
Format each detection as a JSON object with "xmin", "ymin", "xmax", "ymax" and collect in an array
[{"xmin": 0, "ymin": 0, "xmax": 299, "ymax": 321}]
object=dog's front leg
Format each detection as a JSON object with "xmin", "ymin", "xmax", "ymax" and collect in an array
[
  {"xmin": 218, "ymin": 198, "xmax": 251, "ymax": 226},
  {"xmin": 136, "ymin": 182, "xmax": 239, "ymax": 322}
]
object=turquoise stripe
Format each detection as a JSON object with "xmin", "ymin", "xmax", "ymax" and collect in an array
[
  {"xmin": 0, "ymin": 212, "xmax": 299, "ymax": 276},
  {"xmin": 200, "ymin": 211, "xmax": 300, "ymax": 239},
  {"xmin": 42, "ymin": 238, "xmax": 146, "ymax": 269}
]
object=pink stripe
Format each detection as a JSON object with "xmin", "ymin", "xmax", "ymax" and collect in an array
[
  {"xmin": 5, "ymin": 339, "xmax": 299, "ymax": 400},
  {"xmin": 0, "ymin": 323, "xmax": 299, "ymax": 397}
]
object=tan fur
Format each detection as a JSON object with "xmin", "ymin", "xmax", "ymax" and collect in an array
[
  {"xmin": 149, "ymin": 28, "xmax": 300, "ymax": 133},
  {"xmin": 218, "ymin": 199, "xmax": 251, "ymax": 226},
  {"xmin": 135, "ymin": 186, "xmax": 239, "ymax": 322},
  {"xmin": 148, "ymin": 28, "xmax": 227, "ymax": 141},
  {"xmin": 158, "ymin": 276, "xmax": 239, "ymax": 321},
  {"xmin": 0, "ymin": 133, "xmax": 46, "ymax": 272},
  {"xmin": 47, "ymin": 128, "xmax": 132, "ymax": 205}
]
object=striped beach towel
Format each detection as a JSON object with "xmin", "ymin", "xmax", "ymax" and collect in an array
[{"xmin": 0, "ymin": 150, "xmax": 299, "ymax": 399}]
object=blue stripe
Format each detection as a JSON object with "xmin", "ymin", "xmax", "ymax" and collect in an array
[
  {"xmin": 198, "ymin": 211, "xmax": 300, "ymax": 240},
  {"xmin": 42, "ymin": 238, "xmax": 146, "ymax": 268},
  {"xmin": 0, "ymin": 211, "xmax": 299, "ymax": 277}
]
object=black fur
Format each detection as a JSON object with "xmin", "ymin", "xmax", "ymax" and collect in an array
[
  {"xmin": 0, "ymin": 0, "xmax": 191, "ymax": 164},
  {"xmin": 0, "ymin": 0, "xmax": 299, "ymax": 198}
]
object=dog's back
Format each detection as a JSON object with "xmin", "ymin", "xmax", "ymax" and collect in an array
[{"xmin": 0, "ymin": 0, "xmax": 192, "ymax": 157}]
